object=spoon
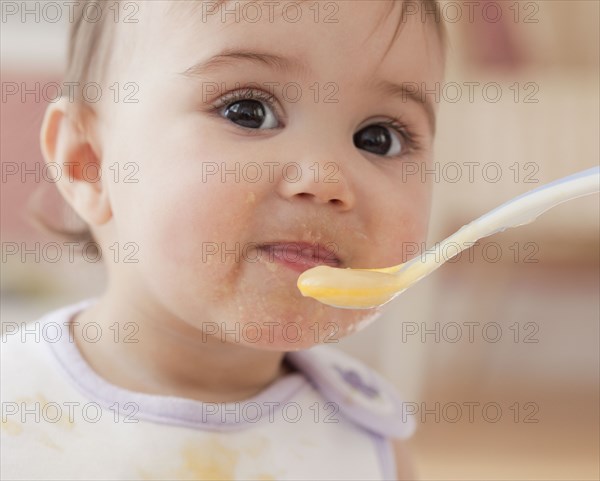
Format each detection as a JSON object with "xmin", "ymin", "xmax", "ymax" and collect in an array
[{"xmin": 297, "ymin": 166, "xmax": 600, "ymax": 309}]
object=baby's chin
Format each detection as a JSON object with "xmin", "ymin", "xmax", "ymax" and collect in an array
[{"xmin": 201, "ymin": 287, "xmax": 384, "ymax": 351}]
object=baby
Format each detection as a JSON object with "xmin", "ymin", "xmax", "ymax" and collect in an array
[{"xmin": 2, "ymin": 0, "xmax": 446, "ymax": 479}]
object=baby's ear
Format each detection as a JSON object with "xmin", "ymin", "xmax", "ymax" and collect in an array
[{"xmin": 40, "ymin": 97, "xmax": 112, "ymax": 226}]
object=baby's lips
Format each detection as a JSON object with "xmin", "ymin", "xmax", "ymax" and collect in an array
[{"xmin": 259, "ymin": 241, "xmax": 343, "ymax": 267}]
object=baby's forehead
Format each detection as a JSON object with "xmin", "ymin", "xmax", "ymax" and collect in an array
[{"xmin": 138, "ymin": 0, "xmax": 443, "ymax": 59}]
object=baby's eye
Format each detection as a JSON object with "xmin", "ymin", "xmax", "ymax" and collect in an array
[
  {"xmin": 353, "ymin": 123, "xmax": 406, "ymax": 157},
  {"xmin": 222, "ymin": 99, "xmax": 278, "ymax": 129},
  {"xmin": 215, "ymin": 89, "xmax": 281, "ymax": 130}
]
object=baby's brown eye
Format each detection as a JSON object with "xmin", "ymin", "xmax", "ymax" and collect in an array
[
  {"xmin": 353, "ymin": 124, "xmax": 402, "ymax": 157},
  {"xmin": 222, "ymin": 99, "xmax": 278, "ymax": 129}
]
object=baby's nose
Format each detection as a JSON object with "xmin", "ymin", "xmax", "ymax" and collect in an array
[{"xmin": 275, "ymin": 158, "xmax": 356, "ymax": 210}]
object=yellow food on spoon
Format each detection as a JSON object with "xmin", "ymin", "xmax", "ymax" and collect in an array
[{"xmin": 296, "ymin": 266, "xmax": 403, "ymax": 309}]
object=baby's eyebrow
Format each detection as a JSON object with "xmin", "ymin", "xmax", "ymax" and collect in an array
[
  {"xmin": 181, "ymin": 48, "xmax": 436, "ymax": 135},
  {"xmin": 368, "ymin": 79, "xmax": 436, "ymax": 135},
  {"xmin": 180, "ymin": 49, "xmax": 312, "ymax": 82}
]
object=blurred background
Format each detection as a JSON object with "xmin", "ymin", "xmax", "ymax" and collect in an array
[{"xmin": 1, "ymin": 1, "xmax": 598, "ymax": 479}]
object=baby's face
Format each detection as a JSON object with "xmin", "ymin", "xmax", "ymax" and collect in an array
[{"xmin": 97, "ymin": 0, "xmax": 444, "ymax": 349}]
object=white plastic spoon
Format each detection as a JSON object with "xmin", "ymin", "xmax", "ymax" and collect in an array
[{"xmin": 297, "ymin": 166, "xmax": 600, "ymax": 309}]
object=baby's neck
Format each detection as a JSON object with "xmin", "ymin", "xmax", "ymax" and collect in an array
[{"xmin": 71, "ymin": 295, "xmax": 291, "ymax": 403}]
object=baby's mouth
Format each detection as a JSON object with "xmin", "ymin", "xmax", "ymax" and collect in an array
[{"xmin": 258, "ymin": 242, "xmax": 342, "ymax": 273}]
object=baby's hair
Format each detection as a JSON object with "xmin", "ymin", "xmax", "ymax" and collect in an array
[{"xmin": 33, "ymin": 0, "xmax": 447, "ymax": 250}]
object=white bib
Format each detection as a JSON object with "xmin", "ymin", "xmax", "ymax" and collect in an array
[{"xmin": 1, "ymin": 300, "xmax": 415, "ymax": 480}]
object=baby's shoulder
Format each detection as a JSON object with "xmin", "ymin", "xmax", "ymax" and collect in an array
[
  {"xmin": 286, "ymin": 345, "xmax": 415, "ymax": 439},
  {"xmin": 1, "ymin": 302, "xmax": 86, "ymax": 400},
  {"xmin": 2, "ymin": 315, "xmax": 52, "ymax": 374}
]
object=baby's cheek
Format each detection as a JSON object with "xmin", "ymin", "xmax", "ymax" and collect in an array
[
  {"xmin": 376, "ymin": 208, "xmax": 430, "ymax": 265},
  {"xmin": 124, "ymin": 194, "xmax": 229, "ymax": 311}
]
